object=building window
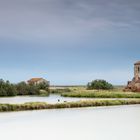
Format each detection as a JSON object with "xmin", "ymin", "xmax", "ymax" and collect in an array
[{"xmin": 138, "ymin": 67, "xmax": 140, "ymax": 73}]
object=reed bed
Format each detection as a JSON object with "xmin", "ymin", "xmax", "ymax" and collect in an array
[
  {"xmin": 61, "ymin": 90, "xmax": 140, "ymax": 98},
  {"xmin": 0, "ymin": 99, "xmax": 140, "ymax": 112}
]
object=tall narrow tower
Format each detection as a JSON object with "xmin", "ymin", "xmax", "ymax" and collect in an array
[
  {"xmin": 134, "ymin": 61, "xmax": 140, "ymax": 81},
  {"xmin": 124, "ymin": 61, "xmax": 140, "ymax": 92}
]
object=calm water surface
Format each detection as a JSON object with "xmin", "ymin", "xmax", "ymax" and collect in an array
[
  {"xmin": 0, "ymin": 94, "xmax": 131, "ymax": 104},
  {"xmin": 0, "ymin": 94, "xmax": 91, "ymax": 104},
  {"xmin": 0, "ymin": 105, "xmax": 140, "ymax": 140}
]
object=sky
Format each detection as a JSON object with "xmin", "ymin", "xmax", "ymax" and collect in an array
[{"xmin": 0, "ymin": 0, "xmax": 140, "ymax": 85}]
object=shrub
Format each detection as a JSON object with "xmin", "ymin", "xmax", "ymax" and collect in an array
[
  {"xmin": 39, "ymin": 90, "xmax": 49, "ymax": 96},
  {"xmin": 87, "ymin": 80, "xmax": 113, "ymax": 90},
  {"xmin": 16, "ymin": 81, "xmax": 50, "ymax": 96},
  {"xmin": 15, "ymin": 82, "xmax": 29, "ymax": 95},
  {"xmin": 0, "ymin": 79, "xmax": 50, "ymax": 96},
  {"xmin": 27, "ymin": 84, "xmax": 40, "ymax": 95},
  {"xmin": 6, "ymin": 84, "xmax": 17, "ymax": 96},
  {"xmin": 37, "ymin": 81, "xmax": 50, "ymax": 91},
  {"xmin": 0, "ymin": 79, "xmax": 17, "ymax": 96}
]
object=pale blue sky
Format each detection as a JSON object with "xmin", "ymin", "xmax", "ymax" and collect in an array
[{"xmin": 0, "ymin": 0, "xmax": 140, "ymax": 85}]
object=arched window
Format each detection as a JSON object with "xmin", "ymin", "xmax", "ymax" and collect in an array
[{"xmin": 138, "ymin": 67, "xmax": 140, "ymax": 73}]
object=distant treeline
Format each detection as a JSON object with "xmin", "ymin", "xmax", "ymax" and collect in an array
[{"xmin": 0, "ymin": 79, "xmax": 49, "ymax": 97}]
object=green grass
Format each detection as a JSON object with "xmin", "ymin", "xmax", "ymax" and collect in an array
[
  {"xmin": 39, "ymin": 90, "xmax": 50, "ymax": 96},
  {"xmin": 0, "ymin": 99, "xmax": 140, "ymax": 112},
  {"xmin": 61, "ymin": 89, "xmax": 140, "ymax": 98},
  {"xmin": 50, "ymin": 88, "xmax": 71, "ymax": 94}
]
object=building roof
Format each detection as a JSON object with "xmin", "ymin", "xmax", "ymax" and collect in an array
[
  {"xmin": 134, "ymin": 61, "xmax": 140, "ymax": 65},
  {"xmin": 27, "ymin": 78, "xmax": 44, "ymax": 83}
]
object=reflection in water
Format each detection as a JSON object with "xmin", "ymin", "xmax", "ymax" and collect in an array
[
  {"xmin": 0, "ymin": 105, "xmax": 140, "ymax": 140},
  {"xmin": 0, "ymin": 94, "xmax": 115, "ymax": 104},
  {"xmin": 0, "ymin": 94, "xmax": 88, "ymax": 104}
]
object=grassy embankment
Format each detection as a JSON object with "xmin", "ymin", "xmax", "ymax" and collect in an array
[
  {"xmin": 50, "ymin": 88, "xmax": 71, "ymax": 94},
  {"xmin": 61, "ymin": 87, "xmax": 140, "ymax": 98},
  {"xmin": 0, "ymin": 99, "xmax": 140, "ymax": 112}
]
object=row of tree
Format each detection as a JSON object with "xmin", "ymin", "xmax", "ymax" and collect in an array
[
  {"xmin": 0, "ymin": 79, "xmax": 113, "ymax": 96},
  {"xmin": 0, "ymin": 79, "xmax": 49, "ymax": 96}
]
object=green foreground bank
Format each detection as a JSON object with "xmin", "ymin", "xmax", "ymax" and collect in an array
[
  {"xmin": 0, "ymin": 99, "xmax": 140, "ymax": 112},
  {"xmin": 61, "ymin": 90, "xmax": 140, "ymax": 98}
]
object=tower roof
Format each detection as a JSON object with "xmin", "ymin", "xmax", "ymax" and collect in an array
[{"xmin": 134, "ymin": 61, "xmax": 140, "ymax": 65}]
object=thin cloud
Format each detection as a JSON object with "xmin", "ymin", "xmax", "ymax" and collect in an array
[{"xmin": 0, "ymin": 0, "xmax": 140, "ymax": 40}]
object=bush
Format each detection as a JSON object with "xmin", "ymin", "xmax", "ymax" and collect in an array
[
  {"xmin": 15, "ymin": 82, "xmax": 29, "ymax": 95},
  {"xmin": 39, "ymin": 90, "xmax": 49, "ymax": 96},
  {"xmin": 87, "ymin": 80, "xmax": 113, "ymax": 90},
  {"xmin": 6, "ymin": 84, "xmax": 17, "ymax": 96},
  {"xmin": 37, "ymin": 82, "xmax": 49, "ymax": 91},
  {"xmin": 0, "ymin": 79, "xmax": 50, "ymax": 97},
  {"xmin": 16, "ymin": 81, "xmax": 50, "ymax": 96},
  {"xmin": 0, "ymin": 79, "xmax": 17, "ymax": 96},
  {"xmin": 26, "ymin": 84, "xmax": 40, "ymax": 95}
]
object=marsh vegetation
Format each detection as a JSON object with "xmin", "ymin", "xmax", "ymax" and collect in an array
[
  {"xmin": 61, "ymin": 83, "xmax": 140, "ymax": 98},
  {"xmin": 0, "ymin": 99, "xmax": 140, "ymax": 112},
  {"xmin": 61, "ymin": 89, "xmax": 140, "ymax": 98}
]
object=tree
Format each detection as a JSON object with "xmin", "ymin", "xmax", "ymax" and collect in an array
[
  {"xmin": 6, "ymin": 84, "xmax": 17, "ymax": 96},
  {"xmin": 0, "ymin": 79, "xmax": 17, "ymax": 96},
  {"xmin": 28, "ymin": 84, "xmax": 40, "ymax": 95},
  {"xmin": 87, "ymin": 80, "xmax": 113, "ymax": 90},
  {"xmin": 37, "ymin": 81, "xmax": 49, "ymax": 91},
  {"xmin": 0, "ymin": 79, "xmax": 50, "ymax": 96},
  {"xmin": 15, "ymin": 82, "xmax": 29, "ymax": 95}
]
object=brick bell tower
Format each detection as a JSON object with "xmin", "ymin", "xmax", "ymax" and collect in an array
[
  {"xmin": 134, "ymin": 61, "xmax": 140, "ymax": 81},
  {"xmin": 124, "ymin": 61, "xmax": 140, "ymax": 92}
]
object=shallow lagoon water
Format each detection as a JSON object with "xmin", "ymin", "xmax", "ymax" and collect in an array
[
  {"xmin": 0, "ymin": 94, "xmax": 92, "ymax": 104},
  {"xmin": 0, "ymin": 105, "xmax": 140, "ymax": 140},
  {"xmin": 0, "ymin": 94, "xmax": 132, "ymax": 104}
]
